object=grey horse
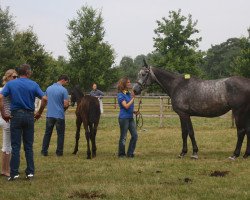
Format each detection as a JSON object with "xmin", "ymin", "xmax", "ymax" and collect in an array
[{"xmin": 133, "ymin": 63, "xmax": 250, "ymax": 160}]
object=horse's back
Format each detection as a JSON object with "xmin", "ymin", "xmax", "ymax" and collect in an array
[
  {"xmin": 78, "ymin": 95, "xmax": 100, "ymax": 123},
  {"xmin": 172, "ymin": 76, "xmax": 250, "ymax": 117}
]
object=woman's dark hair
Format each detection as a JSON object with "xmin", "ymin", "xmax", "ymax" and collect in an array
[
  {"xmin": 58, "ymin": 74, "xmax": 69, "ymax": 82},
  {"xmin": 18, "ymin": 64, "xmax": 31, "ymax": 76},
  {"xmin": 117, "ymin": 77, "xmax": 129, "ymax": 92}
]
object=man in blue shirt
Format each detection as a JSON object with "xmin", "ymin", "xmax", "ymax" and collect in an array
[
  {"xmin": 41, "ymin": 75, "xmax": 69, "ymax": 157},
  {"xmin": 0, "ymin": 64, "xmax": 47, "ymax": 181}
]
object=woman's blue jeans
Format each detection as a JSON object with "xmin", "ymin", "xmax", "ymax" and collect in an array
[{"xmin": 118, "ymin": 118, "xmax": 138, "ymax": 156}]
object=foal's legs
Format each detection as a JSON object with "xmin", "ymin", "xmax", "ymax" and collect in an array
[
  {"xmin": 84, "ymin": 122, "xmax": 91, "ymax": 159},
  {"xmin": 73, "ymin": 117, "xmax": 82, "ymax": 154},
  {"xmin": 90, "ymin": 123, "xmax": 98, "ymax": 158}
]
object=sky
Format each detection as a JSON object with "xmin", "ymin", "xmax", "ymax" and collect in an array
[{"xmin": 0, "ymin": 0, "xmax": 249, "ymax": 64}]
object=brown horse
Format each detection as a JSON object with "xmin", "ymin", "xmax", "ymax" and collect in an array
[
  {"xmin": 71, "ymin": 86, "xmax": 100, "ymax": 159},
  {"xmin": 133, "ymin": 61, "xmax": 250, "ymax": 160}
]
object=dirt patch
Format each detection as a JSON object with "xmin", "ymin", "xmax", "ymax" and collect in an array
[
  {"xmin": 210, "ymin": 170, "xmax": 229, "ymax": 177},
  {"xmin": 183, "ymin": 177, "xmax": 192, "ymax": 183},
  {"xmin": 68, "ymin": 191, "xmax": 106, "ymax": 199}
]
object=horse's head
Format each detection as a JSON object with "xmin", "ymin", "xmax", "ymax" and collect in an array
[
  {"xmin": 133, "ymin": 59, "xmax": 154, "ymax": 95},
  {"xmin": 70, "ymin": 85, "xmax": 84, "ymax": 106}
]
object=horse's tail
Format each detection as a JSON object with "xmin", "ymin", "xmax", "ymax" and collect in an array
[{"xmin": 89, "ymin": 96, "xmax": 101, "ymax": 124}]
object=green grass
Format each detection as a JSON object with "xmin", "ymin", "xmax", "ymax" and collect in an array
[{"xmin": 0, "ymin": 114, "xmax": 249, "ymax": 200}]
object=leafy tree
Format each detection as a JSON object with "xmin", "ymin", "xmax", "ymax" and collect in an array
[
  {"xmin": 233, "ymin": 38, "xmax": 250, "ymax": 77},
  {"xmin": 12, "ymin": 28, "xmax": 53, "ymax": 89},
  {"xmin": 0, "ymin": 6, "xmax": 16, "ymax": 79},
  {"xmin": 118, "ymin": 56, "xmax": 137, "ymax": 81},
  {"xmin": 153, "ymin": 9, "xmax": 203, "ymax": 76},
  {"xmin": 201, "ymin": 38, "xmax": 246, "ymax": 79},
  {"xmin": 67, "ymin": 5, "xmax": 116, "ymax": 91}
]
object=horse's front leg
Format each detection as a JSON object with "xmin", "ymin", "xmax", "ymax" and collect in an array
[
  {"xmin": 179, "ymin": 116, "xmax": 199, "ymax": 159},
  {"xmin": 73, "ymin": 117, "xmax": 81, "ymax": 154},
  {"xmin": 187, "ymin": 117, "xmax": 199, "ymax": 159},
  {"xmin": 178, "ymin": 116, "xmax": 189, "ymax": 158}
]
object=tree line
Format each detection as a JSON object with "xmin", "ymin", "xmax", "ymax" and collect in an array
[{"xmin": 0, "ymin": 6, "xmax": 249, "ymax": 92}]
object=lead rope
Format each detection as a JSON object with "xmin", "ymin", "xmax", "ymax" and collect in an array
[{"xmin": 135, "ymin": 95, "xmax": 143, "ymax": 129}]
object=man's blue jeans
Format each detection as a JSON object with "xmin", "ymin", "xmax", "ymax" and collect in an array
[
  {"xmin": 10, "ymin": 110, "xmax": 35, "ymax": 176},
  {"xmin": 118, "ymin": 118, "xmax": 138, "ymax": 156},
  {"xmin": 41, "ymin": 117, "xmax": 65, "ymax": 155}
]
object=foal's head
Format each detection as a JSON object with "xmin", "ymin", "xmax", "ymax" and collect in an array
[{"xmin": 70, "ymin": 85, "xmax": 84, "ymax": 106}]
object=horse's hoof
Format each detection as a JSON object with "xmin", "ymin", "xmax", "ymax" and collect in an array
[
  {"xmin": 178, "ymin": 152, "xmax": 186, "ymax": 158},
  {"xmin": 87, "ymin": 156, "xmax": 91, "ymax": 159},
  {"xmin": 228, "ymin": 155, "xmax": 237, "ymax": 160},
  {"xmin": 72, "ymin": 151, "xmax": 77, "ymax": 155},
  {"xmin": 243, "ymin": 154, "xmax": 249, "ymax": 159},
  {"xmin": 190, "ymin": 154, "xmax": 198, "ymax": 159}
]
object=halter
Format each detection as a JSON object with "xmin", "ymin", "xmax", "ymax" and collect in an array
[{"xmin": 136, "ymin": 67, "xmax": 151, "ymax": 90}]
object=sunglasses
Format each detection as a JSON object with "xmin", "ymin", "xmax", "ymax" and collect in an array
[{"xmin": 12, "ymin": 76, "xmax": 18, "ymax": 79}]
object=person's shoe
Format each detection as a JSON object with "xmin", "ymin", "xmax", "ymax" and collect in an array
[
  {"xmin": 41, "ymin": 151, "xmax": 48, "ymax": 156},
  {"xmin": 25, "ymin": 174, "xmax": 34, "ymax": 180},
  {"xmin": 127, "ymin": 154, "xmax": 135, "ymax": 158},
  {"xmin": 7, "ymin": 174, "xmax": 20, "ymax": 181},
  {"xmin": 56, "ymin": 153, "xmax": 63, "ymax": 157}
]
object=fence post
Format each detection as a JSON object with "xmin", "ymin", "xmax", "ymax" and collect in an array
[
  {"xmin": 231, "ymin": 112, "xmax": 235, "ymax": 128},
  {"xmin": 159, "ymin": 97, "xmax": 164, "ymax": 127},
  {"xmin": 114, "ymin": 97, "xmax": 117, "ymax": 109}
]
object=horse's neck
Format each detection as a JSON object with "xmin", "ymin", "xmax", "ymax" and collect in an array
[
  {"xmin": 151, "ymin": 67, "xmax": 179, "ymax": 96},
  {"xmin": 76, "ymin": 91, "xmax": 84, "ymax": 103}
]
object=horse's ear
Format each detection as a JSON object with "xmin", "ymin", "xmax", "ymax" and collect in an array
[{"xmin": 143, "ymin": 58, "xmax": 149, "ymax": 68}]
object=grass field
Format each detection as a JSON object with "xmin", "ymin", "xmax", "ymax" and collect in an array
[{"xmin": 0, "ymin": 111, "xmax": 250, "ymax": 200}]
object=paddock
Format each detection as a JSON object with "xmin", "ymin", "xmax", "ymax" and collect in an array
[{"xmin": 0, "ymin": 109, "xmax": 249, "ymax": 200}]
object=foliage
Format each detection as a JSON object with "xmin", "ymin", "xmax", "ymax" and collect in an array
[
  {"xmin": 232, "ymin": 38, "xmax": 250, "ymax": 78},
  {"xmin": 0, "ymin": 6, "xmax": 16, "ymax": 79},
  {"xmin": 201, "ymin": 38, "xmax": 248, "ymax": 79},
  {"xmin": 153, "ymin": 9, "xmax": 204, "ymax": 76},
  {"xmin": 67, "ymin": 5, "xmax": 117, "ymax": 91}
]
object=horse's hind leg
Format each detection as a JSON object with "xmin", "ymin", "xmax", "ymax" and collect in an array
[
  {"xmin": 91, "ymin": 123, "xmax": 98, "ymax": 158},
  {"xmin": 84, "ymin": 123, "xmax": 91, "ymax": 159},
  {"xmin": 73, "ymin": 117, "xmax": 81, "ymax": 154},
  {"xmin": 243, "ymin": 115, "xmax": 250, "ymax": 159},
  {"xmin": 230, "ymin": 110, "xmax": 246, "ymax": 160}
]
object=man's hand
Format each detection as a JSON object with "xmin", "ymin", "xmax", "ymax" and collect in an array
[
  {"xmin": 1, "ymin": 113, "xmax": 11, "ymax": 122},
  {"xmin": 34, "ymin": 112, "xmax": 42, "ymax": 120}
]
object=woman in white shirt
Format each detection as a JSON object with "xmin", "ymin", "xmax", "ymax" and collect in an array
[{"xmin": 0, "ymin": 69, "xmax": 18, "ymax": 176}]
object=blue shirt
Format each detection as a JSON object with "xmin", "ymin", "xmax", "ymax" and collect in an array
[
  {"xmin": 46, "ymin": 83, "xmax": 68, "ymax": 119},
  {"xmin": 1, "ymin": 78, "xmax": 44, "ymax": 111},
  {"xmin": 117, "ymin": 92, "xmax": 134, "ymax": 119}
]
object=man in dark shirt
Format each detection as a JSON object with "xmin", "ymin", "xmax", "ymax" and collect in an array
[
  {"xmin": 0, "ymin": 64, "xmax": 47, "ymax": 181},
  {"xmin": 90, "ymin": 83, "xmax": 104, "ymax": 113}
]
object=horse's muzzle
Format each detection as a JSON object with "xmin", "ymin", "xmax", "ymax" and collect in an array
[{"xmin": 133, "ymin": 83, "xmax": 142, "ymax": 95}]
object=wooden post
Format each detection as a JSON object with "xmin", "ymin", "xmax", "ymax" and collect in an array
[
  {"xmin": 160, "ymin": 97, "xmax": 164, "ymax": 128},
  {"xmin": 114, "ymin": 97, "xmax": 117, "ymax": 109},
  {"xmin": 231, "ymin": 112, "xmax": 235, "ymax": 128}
]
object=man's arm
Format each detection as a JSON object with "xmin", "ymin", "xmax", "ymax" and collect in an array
[
  {"xmin": 64, "ymin": 99, "xmax": 69, "ymax": 111},
  {"xmin": 0, "ymin": 94, "xmax": 11, "ymax": 122},
  {"xmin": 34, "ymin": 96, "xmax": 47, "ymax": 120}
]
